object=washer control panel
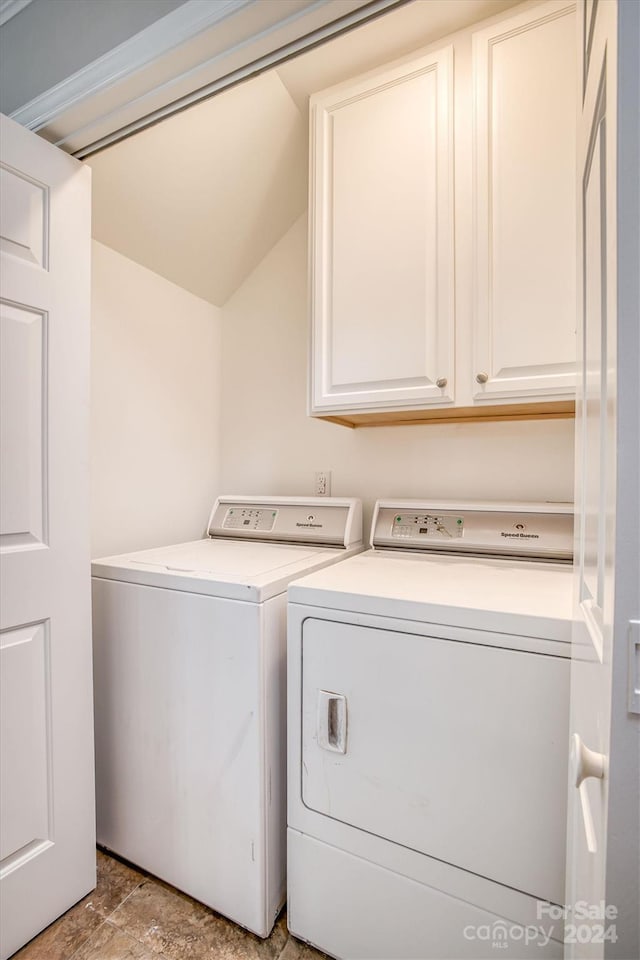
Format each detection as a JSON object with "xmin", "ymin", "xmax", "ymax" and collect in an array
[
  {"xmin": 207, "ymin": 497, "xmax": 363, "ymax": 547},
  {"xmin": 392, "ymin": 513, "xmax": 464, "ymax": 540},
  {"xmin": 222, "ymin": 507, "xmax": 278, "ymax": 532}
]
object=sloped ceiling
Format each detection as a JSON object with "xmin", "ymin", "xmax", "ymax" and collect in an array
[
  {"xmin": 87, "ymin": 0, "xmax": 523, "ymax": 307},
  {"xmin": 87, "ymin": 69, "xmax": 307, "ymax": 307}
]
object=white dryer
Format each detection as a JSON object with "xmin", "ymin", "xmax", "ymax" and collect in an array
[
  {"xmin": 92, "ymin": 495, "xmax": 362, "ymax": 937},
  {"xmin": 287, "ymin": 500, "xmax": 573, "ymax": 959}
]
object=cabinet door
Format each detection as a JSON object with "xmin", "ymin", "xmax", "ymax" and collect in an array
[
  {"xmin": 310, "ymin": 47, "xmax": 454, "ymax": 414},
  {"xmin": 472, "ymin": 1, "xmax": 577, "ymax": 402}
]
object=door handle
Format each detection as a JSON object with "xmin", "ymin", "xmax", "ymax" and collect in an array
[
  {"xmin": 317, "ymin": 690, "xmax": 347, "ymax": 754},
  {"xmin": 571, "ymin": 733, "xmax": 606, "ymax": 788},
  {"xmin": 571, "ymin": 733, "xmax": 606, "ymax": 854}
]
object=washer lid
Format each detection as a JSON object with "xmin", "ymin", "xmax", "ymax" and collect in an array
[
  {"xmin": 127, "ymin": 538, "xmax": 321, "ymax": 576},
  {"xmin": 92, "ymin": 538, "xmax": 361, "ymax": 602},
  {"xmin": 288, "ymin": 549, "xmax": 574, "ymax": 643}
]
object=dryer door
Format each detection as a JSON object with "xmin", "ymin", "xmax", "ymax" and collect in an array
[{"xmin": 301, "ymin": 618, "xmax": 569, "ymax": 904}]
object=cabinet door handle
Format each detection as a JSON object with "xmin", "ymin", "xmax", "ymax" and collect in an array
[
  {"xmin": 436, "ymin": 377, "xmax": 448, "ymax": 389},
  {"xmin": 317, "ymin": 690, "xmax": 347, "ymax": 754},
  {"xmin": 476, "ymin": 372, "xmax": 489, "ymax": 384}
]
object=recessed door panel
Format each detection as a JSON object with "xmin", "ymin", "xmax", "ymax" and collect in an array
[
  {"xmin": 330, "ymin": 72, "xmax": 438, "ymax": 387},
  {"xmin": 0, "ymin": 302, "xmax": 46, "ymax": 549},
  {"xmin": 0, "ymin": 622, "xmax": 51, "ymax": 863},
  {"xmin": 0, "ymin": 166, "xmax": 48, "ymax": 269},
  {"xmin": 302, "ymin": 619, "xmax": 569, "ymax": 904}
]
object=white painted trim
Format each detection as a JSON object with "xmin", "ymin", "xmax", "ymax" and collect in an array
[
  {"xmin": 8, "ymin": 0, "xmax": 407, "ymax": 157},
  {"xmin": 53, "ymin": 0, "xmax": 340, "ymax": 151},
  {"xmin": 69, "ymin": 0, "xmax": 405, "ymax": 159},
  {"xmin": 10, "ymin": 0, "xmax": 253, "ymax": 130},
  {"xmin": 0, "ymin": 0, "xmax": 33, "ymax": 28}
]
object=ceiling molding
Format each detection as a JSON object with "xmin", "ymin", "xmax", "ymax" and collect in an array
[
  {"xmin": 71, "ymin": 0, "xmax": 409, "ymax": 159},
  {"xmin": 0, "ymin": 0, "xmax": 33, "ymax": 28},
  {"xmin": 10, "ymin": 0, "xmax": 253, "ymax": 130},
  {"xmin": 8, "ymin": 0, "xmax": 408, "ymax": 157}
]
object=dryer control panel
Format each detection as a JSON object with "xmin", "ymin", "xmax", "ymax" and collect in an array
[
  {"xmin": 392, "ymin": 513, "xmax": 464, "ymax": 540},
  {"xmin": 373, "ymin": 501, "xmax": 573, "ymax": 562}
]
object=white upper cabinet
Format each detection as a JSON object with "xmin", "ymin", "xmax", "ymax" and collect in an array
[
  {"xmin": 472, "ymin": 1, "xmax": 577, "ymax": 402},
  {"xmin": 309, "ymin": 0, "xmax": 577, "ymax": 426},
  {"xmin": 309, "ymin": 47, "xmax": 455, "ymax": 414}
]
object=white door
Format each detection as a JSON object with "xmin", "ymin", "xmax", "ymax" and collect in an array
[
  {"xmin": 0, "ymin": 114, "xmax": 95, "ymax": 959},
  {"xmin": 566, "ymin": 0, "xmax": 640, "ymax": 956}
]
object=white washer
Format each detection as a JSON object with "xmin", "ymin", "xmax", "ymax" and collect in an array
[
  {"xmin": 92, "ymin": 495, "xmax": 362, "ymax": 937},
  {"xmin": 287, "ymin": 500, "xmax": 574, "ymax": 960}
]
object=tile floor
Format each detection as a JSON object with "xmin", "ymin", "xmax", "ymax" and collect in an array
[{"xmin": 14, "ymin": 850, "xmax": 327, "ymax": 960}]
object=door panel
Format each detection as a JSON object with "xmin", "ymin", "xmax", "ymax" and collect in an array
[
  {"xmin": 0, "ymin": 114, "xmax": 94, "ymax": 960},
  {"xmin": 472, "ymin": 1, "xmax": 577, "ymax": 400},
  {"xmin": 0, "ymin": 622, "xmax": 51, "ymax": 862},
  {"xmin": 0, "ymin": 165, "xmax": 47, "ymax": 267},
  {"xmin": 302, "ymin": 618, "xmax": 569, "ymax": 904},
  {"xmin": 330, "ymin": 73, "xmax": 438, "ymax": 387},
  {"xmin": 0, "ymin": 302, "xmax": 47, "ymax": 547},
  {"xmin": 310, "ymin": 47, "xmax": 454, "ymax": 412}
]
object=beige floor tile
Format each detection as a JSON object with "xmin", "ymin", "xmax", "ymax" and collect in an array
[
  {"xmin": 72, "ymin": 921, "xmax": 166, "ymax": 960},
  {"xmin": 11, "ymin": 899, "xmax": 103, "ymax": 960},
  {"xmin": 109, "ymin": 879, "xmax": 288, "ymax": 960},
  {"xmin": 278, "ymin": 935, "xmax": 331, "ymax": 960},
  {"xmin": 11, "ymin": 850, "xmax": 145, "ymax": 960},
  {"xmin": 87, "ymin": 850, "xmax": 146, "ymax": 919}
]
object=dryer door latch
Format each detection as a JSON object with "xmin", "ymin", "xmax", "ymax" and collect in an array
[{"xmin": 317, "ymin": 690, "xmax": 347, "ymax": 754}]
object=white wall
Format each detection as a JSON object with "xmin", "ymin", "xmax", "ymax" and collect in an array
[
  {"xmin": 91, "ymin": 241, "xmax": 221, "ymax": 558},
  {"xmin": 220, "ymin": 216, "xmax": 575, "ymax": 535}
]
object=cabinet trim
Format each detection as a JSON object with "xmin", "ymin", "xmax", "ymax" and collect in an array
[{"xmin": 316, "ymin": 400, "xmax": 575, "ymax": 429}]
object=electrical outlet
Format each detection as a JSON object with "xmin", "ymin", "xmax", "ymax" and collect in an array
[{"xmin": 314, "ymin": 470, "xmax": 332, "ymax": 496}]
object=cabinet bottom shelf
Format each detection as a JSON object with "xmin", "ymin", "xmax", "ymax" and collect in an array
[{"xmin": 315, "ymin": 400, "xmax": 575, "ymax": 428}]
